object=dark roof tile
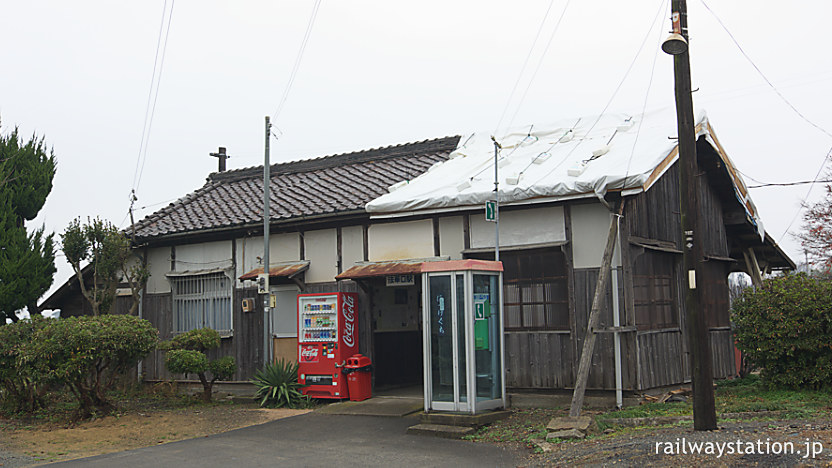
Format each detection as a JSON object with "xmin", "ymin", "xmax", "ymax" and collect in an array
[{"xmin": 133, "ymin": 136, "xmax": 460, "ymax": 240}]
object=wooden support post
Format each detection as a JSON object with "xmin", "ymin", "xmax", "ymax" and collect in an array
[
  {"xmin": 743, "ymin": 248, "xmax": 763, "ymax": 287},
  {"xmin": 569, "ymin": 202, "xmax": 624, "ymax": 418}
]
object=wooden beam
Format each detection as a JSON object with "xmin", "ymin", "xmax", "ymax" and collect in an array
[
  {"xmin": 569, "ymin": 202, "xmax": 624, "ymax": 418},
  {"xmin": 743, "ymin": 248, "xmax": 763, "ymax": 287}
]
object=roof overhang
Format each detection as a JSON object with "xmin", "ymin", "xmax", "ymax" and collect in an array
[
  {"xmin": 336, "ymin": 257, "xmax": 503, "ymax": 280},
  {"xmin": 239, "ymin": 261, "xmax": 310, "ymax": 281}
]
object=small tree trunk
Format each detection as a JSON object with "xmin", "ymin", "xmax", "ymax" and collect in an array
[{"xmin": 197, "ymin": 372, "xmax": 213, "ymax": 402}]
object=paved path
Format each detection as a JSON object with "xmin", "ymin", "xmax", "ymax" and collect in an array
[{"xmin": 48, "ymin": 412, "xmax": 523, "ymax": 467}]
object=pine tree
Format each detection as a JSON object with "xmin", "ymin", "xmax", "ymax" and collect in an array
[{"xmin": 0, "ymin": 121, "xmax": 57, "ymax": 323}]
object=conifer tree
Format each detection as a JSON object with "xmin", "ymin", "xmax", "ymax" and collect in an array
[{"xmin": 0, "ymin": 121, "xmax": 57, "ymax": 323}]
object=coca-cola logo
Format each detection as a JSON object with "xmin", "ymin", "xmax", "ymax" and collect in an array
[
  {"xmin": 342, "ymin": 294, "xmax": 356, "ymax": 348},
  {"xmin": 300, "ymin": 346, "xmax": 319, "ymax": 362}
]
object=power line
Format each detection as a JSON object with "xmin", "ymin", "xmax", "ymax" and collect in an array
[
  {"xmin": 272, "ymin": 0, "xmax": 322, "ymax": 123},
  {"xmin": 504, "ymin": 0, "xmax": 573, "ymax": 133},
  {"xmin": 528, "ymin": 0, "xmax": 668, "ymax": 187},
  {"xmin": 776, "ymin": 144, "xmax": 832, "ymax": 244},
  {"xmin": 624, "ymin": 0, "xmax": 669, "ymax": 184},
  {"xmin": 492, "ymin": 0, "xmax": 558, "ymax": 135},
  {"xmin": 135, "ymin": 0, "xmax": 176, "ymax": 194},
  {"xmin": 748, "ymin": 180, "xmax": 832, "ymax": 189},
  {"xmin": 699, "ymin": 0, "xmax": 832, "ymax": 140},
  {"xmin": 131, "ymin": 0, "xmax": 171, "ymax": 192}
]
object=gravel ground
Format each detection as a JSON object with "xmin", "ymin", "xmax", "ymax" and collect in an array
[
  {"xmin": 527, "ymin": 418, "xmax": 832, "ymax": 467},
  {"xmin": 0, "ymin": 444, "xmax": 37, "ymax": 467}
]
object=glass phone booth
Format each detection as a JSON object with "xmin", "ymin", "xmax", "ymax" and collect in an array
[{"xmin": 421, "ymin": 260, "xmax": 505, "ymax": 413}]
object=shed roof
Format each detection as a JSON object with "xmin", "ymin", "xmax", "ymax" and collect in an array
[{"xmin": 132, "ymin": 136, "xmax": 460, "ymax": 241}]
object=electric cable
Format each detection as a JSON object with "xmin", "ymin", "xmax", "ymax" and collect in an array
[
  {"xmin": 527, "ymin": 0, "xmax": 668, "ymax": 187},
  {"xmin": 777, "ymin": 144, "xmax": 832, "ymax": 244},
  {"xmin": 504, "ymin": 0, "xmax": 571, "ymax": 132},
  {"xmin": 135, "ymin": 0, "xmax": 175, "ymax": 194},
  {"xmin": 492, "ymin": 0, "xmax": 560, "ymax": 135},
  {"xmin": 699, "ymin": 0, "xmax": 832, "ymax": 140},
  {"xmin": 622, "ymin": 0, "xmax": 669, "ymax": 188},
  {"xmin": 272, "ymin": 0, "xmax": 322, "ymax": 123},
  {"xmin": 131, "ymin": 0, "xmax": 171, "ymax": 192}
]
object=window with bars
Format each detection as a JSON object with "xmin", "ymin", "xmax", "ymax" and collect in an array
[
  {"xmin": 633, "ymin": 250, "xmax": 679, "ymax": 330},
  {"xmin": 469, "ymin": 248, "xmax": 569, "ymax": 331},
  {"xmin": 170, "ymin": 272, "xmax": 233, "ymax": 334}
]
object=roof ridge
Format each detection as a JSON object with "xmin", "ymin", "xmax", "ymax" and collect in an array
[{"xmin": 208, "ymin": 135, "xmax": 460, "ymax": 183}]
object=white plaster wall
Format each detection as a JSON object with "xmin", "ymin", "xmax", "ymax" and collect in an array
[
  {"xmin": 571, "ymin": 203, "xmax": 621, "ymax": 269},
  {"xmin": 470, "ymin": 206, "xmax": 566, "ymax": 248},
  {"xmin": 146, "ymin": 247, "xmax": 171, "ymax": 294},
  {"xmin": 439, "ymin": 216, "xmax": 464, "ymax": 260},
  {"xmin": 304, "ymin": 229, "xmax": 337, "ymax": 283},
  {"xmin": 341, "ymin": 225, "xmax": 364, "ymax": 270},
  {"xmin": 236, "ymin": 233, "xmax": 301, "ymax": 287},
  {"xmin": 174, "ymin": 240, "xmax": 233, "ymax": 272},
  {"xmin": 368, "ymin": 219, "xmax": 434, "ymax": 261}
]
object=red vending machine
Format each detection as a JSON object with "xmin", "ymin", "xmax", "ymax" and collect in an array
[{"xmin": 297, "ymin": 292, "xmax": 358, "ymax": 399}]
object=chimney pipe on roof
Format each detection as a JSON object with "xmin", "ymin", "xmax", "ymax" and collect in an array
[{"xmin": 209, "ymin": 147, "xmax": 230, "ymax": 172}]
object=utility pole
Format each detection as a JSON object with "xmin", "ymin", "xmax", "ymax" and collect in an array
[
  {"xmin": 663, "ymin": 0, "xmax": 717, "ymax": 430},
  {"xmin": 490, "ymin": 136, "xmax": 501, "ymax": 262},
  {"xmin": 263, "ymin": 116, "xmax": 272, "ymax": 366}
]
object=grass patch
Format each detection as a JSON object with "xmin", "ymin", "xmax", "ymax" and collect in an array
[
  {"xmin": 715, "ymin": 374, "xmax": 832, "ymax": 417},
  {"xmin": 463, "ymin": 408, "xmax": 565, "ymax": 447}
]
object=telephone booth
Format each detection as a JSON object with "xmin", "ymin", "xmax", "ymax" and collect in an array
[{"xmin": 421, "ymin": 260, "xmax": 505, "ymax": 413}]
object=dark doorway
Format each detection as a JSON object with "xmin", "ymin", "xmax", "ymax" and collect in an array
[{"xmin": 370, "ymin": 279, "xmax": 423, "ymax": 389}]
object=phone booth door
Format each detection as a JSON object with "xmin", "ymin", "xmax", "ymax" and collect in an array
[{"xmin": 421, "ymin": 260, "xmax": 505, "ymax": 414}]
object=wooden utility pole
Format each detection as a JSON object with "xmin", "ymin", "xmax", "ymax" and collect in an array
[{"xmin": 665, "ymin": 0, "xmax": 717, "ymax": 430}]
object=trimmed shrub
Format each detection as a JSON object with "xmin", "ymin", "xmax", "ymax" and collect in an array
[
  {"xmin": 19, "ymin": 315, "xmax": 158, "ymax": 417},
  {"xmin": 0, "ymin": 315, "xmax": 51, "ymax": 413},
  {"xmin": 161, "ymin": 328, "xmax": 236, "ymax": 402},
  {"xmin": 250, "ymin": 359, "xmax": 308, "ymax": 409},
  {"xmin": 733, "ymin": 274, "xmax": 832, "ymax": 389}
]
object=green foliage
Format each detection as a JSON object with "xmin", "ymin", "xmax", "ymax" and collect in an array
[
  {"xmin": 733, "ymin": 274, "xmax": 832, "ymax": 389},
  {"xmin": 0, "ymin": 121, "xmax": 56, "ymax": 322},
  {"xmin": 60, "ymin": 217, "xmax": 148, "ymax": 316},
  {"xmin": 0, "ymin": 315, "xmax": 51, "ymax": 412},
  {"xmin": 165, "ymin": 349, "xmax": 209, "ymax": 375},
  {"xmin": 250, "ymin": 359, "xmax": 308, "ymax": 409},
  {"xmin": 161, "ymin": 328, "xmax": 236, "ymax": 402},
  {"xmin": 165, "ymin": 327, "xmax": 221, "ymax": 352},
  {"xmin": 11, "ymin": 315, "xmax": 157, "ymax": 418}
]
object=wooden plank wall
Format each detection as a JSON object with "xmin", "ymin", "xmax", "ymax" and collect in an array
[
  {"xmin": 636, "ymin": 330, "xmax": 686, "ymax": 389},
  {"xmin": 505, "ymin": 332, "xmax": 573, "ymax": 388},
  {"xmin": 141, "ymin": 288, "xmax": 264, "ymax": 382},
  {"xmin": 572, "ymin": 268, "xmax": 635, "ymax": 390},
  {"xmin": 709, "ymin": 328, "xmax": 737, "ymax": 379}
]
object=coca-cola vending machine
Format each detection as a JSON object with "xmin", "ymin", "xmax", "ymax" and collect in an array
[{"xmin": 297, "ymin": 292, "xmax": 358, "ymax": 399}]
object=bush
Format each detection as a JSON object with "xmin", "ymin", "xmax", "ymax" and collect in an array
[
  {"xmin": 0, "ymin": 315, "xmax": 51, "ymax": 413},
  {"xmin": 161, "ymin": 328, "xmax": 236, "ymax": 402},
  {"xmin": 18, "ymin": 315, "xmax": 158, "ymax": 417},
  {"xmin": 250, "ymin": 359, "xmax": 308, "ymax": 409},
  {"xmin": 733, "ymin": 274, "xmax": 832, "ymax": 389}
]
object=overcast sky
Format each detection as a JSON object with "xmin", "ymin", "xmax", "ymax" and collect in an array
[{"xmin": 2, "ymin": 1, "xmax": 830, "ymax": 299}]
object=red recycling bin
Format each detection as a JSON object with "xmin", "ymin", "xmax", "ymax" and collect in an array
[{"xmin": 344, "ymin": 354, "xmax": 372, "ymax": 401}]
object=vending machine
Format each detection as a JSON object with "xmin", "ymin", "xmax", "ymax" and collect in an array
[{"xmin": 297, "ymin": 292, "xmax": 358, "ymax": 399}]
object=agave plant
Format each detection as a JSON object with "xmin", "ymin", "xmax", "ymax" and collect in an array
[{"xmin": 250, "ymin": 359, "xmax": 309, "ymax": 408}]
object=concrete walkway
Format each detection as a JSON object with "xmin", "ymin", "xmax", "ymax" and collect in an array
[{"xmin": 48, "ymin": 412, "xmax": 523, "ymax": 467}]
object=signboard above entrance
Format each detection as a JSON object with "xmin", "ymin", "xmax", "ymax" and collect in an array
[{"xmin": 386, "ymin": 274, "xmax": 415, "ymax": 286}]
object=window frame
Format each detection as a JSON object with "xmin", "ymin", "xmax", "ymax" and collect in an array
[{"xmin": 169, "ymin": 270, "xmax": 234, "ymax": 336}]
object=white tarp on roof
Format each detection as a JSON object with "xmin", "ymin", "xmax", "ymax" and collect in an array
[{"xmin": 366, "ymin": 107, "xmax": 763, "ymax": 239}]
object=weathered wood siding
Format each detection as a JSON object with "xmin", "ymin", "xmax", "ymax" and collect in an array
[
  {"xmin": 625, "ymin": 158, "xmax": 737, "ymax": 390},
  {"xmin": 505, "ymin": 332, "xmax": 573, "ymax": 388},
  {"xmin": 141, "ymin": 288, "xmax": 264, "ymax": 382},
  {"xmin": 572, "ymin": 268, "xmax": 635, "ymax": 391}
]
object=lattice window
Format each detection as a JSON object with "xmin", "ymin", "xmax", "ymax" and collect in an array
[
  {"xmin": 633, "ymin": 251, "xmax": 679, "ymax": 329},
  {"xmin": 472, "ymin": 248, "xmax": 569, "ymax": 331},
  {"xmin": 170, "ymin": 272, "xmax": 233, "ymax": 334}
]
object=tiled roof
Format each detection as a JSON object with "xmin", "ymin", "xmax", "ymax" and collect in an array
[{"xmin": 133, "ymin": 136, "xmax": 460, "ymax": 241}]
